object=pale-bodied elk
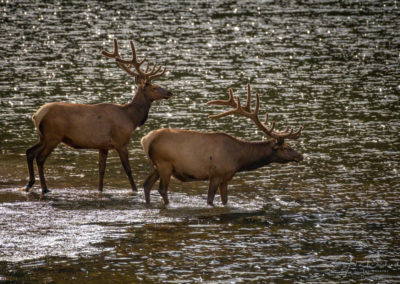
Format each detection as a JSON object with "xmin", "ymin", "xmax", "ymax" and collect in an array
[
  {"xmin": 24, "ymin": 39, "xmax": 172, "ymax": 194},
  {"xmin": 141, "ymin": 84, "xmax": 303, "ymax": 206}
]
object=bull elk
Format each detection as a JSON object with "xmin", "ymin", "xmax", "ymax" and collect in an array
[
  {"xmin": 141, "ymin": 84, "xmax": 303, "ymax": 206},
  {"xmin": 24, "ymin": 39, "xmax": 172, "ymax": 194}
]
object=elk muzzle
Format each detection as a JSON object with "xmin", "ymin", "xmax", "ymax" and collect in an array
[
  {"xmin": 164, "ymin": 90, "xmax": 173, "ymax": 99},
  {"xmin": 294, "ymin": 152, "xmax": 303, "ymax": 162}
]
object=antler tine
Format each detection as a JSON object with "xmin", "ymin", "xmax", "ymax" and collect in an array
[
  {"xmin": 148, "ymin": 66, "xmax": 167, "ymax": 81},
  {"xmin": 153, "ymin": 65, "xmax": 162, "ymax": 75},
  {"xmin": 288, "ymin": 126, "xmax": 303, "ymax": 139},
  {"xmin": 116, "ymin": 62, "xmax": 139, "ymax": 77},
  {"xmin": 101, "ymin": 38, "xmax": 120, "ymax": 58},
  {"xmin": 242, "ymin": 83, "xmax": 252, "ymax": 112},
  {"xmin": 130, "ymin": 40, "xmax": 137, "ymax": 62},
  {"xmin": 208, "ymin": 108, "xmax": 238, "ymax": 119},
  {"xmin": 147, "ymin": 63, "xmax": 160, "ymax": 76},
  {"xmin": 143, "ymin": 63, "xmax": 166, "ymax": 81},
  {"xmin": 115, "ymin": 41, "xmax": 143, "ymax": 65},
  {"xmin": 236, "ymin": 96, "xmax": 242, "ymax": 109},
  {"xmin": 253, "ymin": 92, "xmax": 259, "ymax": 116},
  {"xmin": 207, "ymin": 88, "xmax": 237, "ymax": 108},
  {"xmin": 266, "ymin": 124, "xmax": 303, "ymax": 140}
]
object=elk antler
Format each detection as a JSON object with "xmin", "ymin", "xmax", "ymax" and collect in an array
[
  {"xmin": 101, "ymin": 38, "xmax": 166, "ymax": 81},
  {"xmin": 207, "ymin": 84, "xmax": 303, "ymax": 140}
]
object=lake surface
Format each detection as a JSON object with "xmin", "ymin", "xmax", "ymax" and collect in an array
[{"xmin": 0, "ymin": 0, "xmax": 399, "ymax": 282}]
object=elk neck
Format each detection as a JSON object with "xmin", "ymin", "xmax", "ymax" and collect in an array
[
  {"xmin": 236, "ymin": 140, "xmax": 275, "ymax": 172},
  {"xmin": 124, "ymin": 87, "xmax": 152, "ymax": 127}
]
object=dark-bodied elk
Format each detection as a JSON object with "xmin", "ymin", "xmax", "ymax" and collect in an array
[
  {"xmin": 24, "ymin": 39, "xmax": 172, "ymax": 194},
  {"xmin": 141, "ymin": 84, "xmax": 303, "ymax": 205}
]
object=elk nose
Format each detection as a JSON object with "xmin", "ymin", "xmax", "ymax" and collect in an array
[
  {"xmin": 166, "ymin": 91, "xmax": 173, "ymax": 98},
  {"xmin": 296, "ymin": 154, "xmax": 304, "ymax": 162}
]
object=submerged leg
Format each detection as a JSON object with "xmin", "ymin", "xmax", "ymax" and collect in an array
[
  {"xmin": 219, "ymin": 182, "xmax": 228, "ymax": 205},
  {"xmin": 143, "ymin": 167, "xmax": 160, "ymax": 204},
  {"xmin": 98, "ymin": 149, "xmax": 108, "ymax": 192},
  {"xmin": 117, "ymin": 147, "xmax": 137, "ymax": 192}
]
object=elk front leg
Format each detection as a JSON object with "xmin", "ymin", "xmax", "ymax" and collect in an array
[
  {"xmin": 116, "ymin": 147, "xmax": 137, "ymax": 192},
  {"xmin": 143, "ymin": 167, "xmax": 160, "ymax": 204},
  {"xmin": 219, "ymin": 182, "xmax": 228, "ymax": 205},
  {"xmin": 98, "ymin": 149, "xmax": 108, "ymax": 192}
]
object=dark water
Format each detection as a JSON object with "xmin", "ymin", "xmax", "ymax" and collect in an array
[{"xmin": 1, "ymin": 0, "xmax": 399, "ymax": 282}]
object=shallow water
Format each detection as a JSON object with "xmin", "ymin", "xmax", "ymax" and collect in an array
[{"xmin": 0, "ymin": 0, "xmax": 399, "ymax": 282}]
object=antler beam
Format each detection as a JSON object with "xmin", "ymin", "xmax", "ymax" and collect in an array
[
  {"xmin": 207, "ymin": 84, "xmax": 303, "ymax": 140},
  {"xmin": 101, "ymin": 38, "xmax": 166, "ymax": 81}
]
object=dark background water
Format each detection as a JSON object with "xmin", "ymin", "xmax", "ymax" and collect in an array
[{"xmin": 0, "ymin": 0, "xmax": 399, "ymax": 282}]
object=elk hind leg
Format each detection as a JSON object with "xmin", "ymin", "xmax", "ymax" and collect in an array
[
  {"xmin": 207, "ymin": 178, "xmax": 222, "ymax": 206},
  {"xmin": 24, "ymin": 142, "xmax": 43, "ymax": 191},
  {"xmin": 219, "ymin": 182, "xmax": 228, "ymax": 205},
  {"xmin": 36, "ymin": 140, "xmax": 59, "ymax": 194},
  {"xmin": 157, "ymin": 165, "xmax": 171, "ymax": 205},
  {"xmin": 143, "ymin": 167, "xmax": 160, "ymax": 204}
]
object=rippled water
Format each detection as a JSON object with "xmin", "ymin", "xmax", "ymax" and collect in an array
[{"xmin": 1, "ymin": 0, "xmax": 399, "ymax": 282}]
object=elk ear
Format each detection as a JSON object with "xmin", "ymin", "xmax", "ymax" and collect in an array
[
  {"xmin": 272, "ymin": 140, "xmax": 280, "ymax": 151},
  {"xmin": 273, "ymin": 139, "xmax": 284, "ymax": 151}
]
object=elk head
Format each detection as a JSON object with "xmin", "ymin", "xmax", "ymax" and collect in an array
[
  {"xmin": 207, "ymin": 84, "xmax": 303, "ymax": 163},
  {"xmin": 271, "ymin": 139, "xmax": 303, "ymax": 163},
  {"xmin": 102, "ymin": 39, "xmax": 172, "ymax": 101}
]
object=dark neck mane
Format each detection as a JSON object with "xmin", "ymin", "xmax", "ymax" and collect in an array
[
  {"xmin": 126, "ymin": 88, "xmax": 152, "ymax": 127},
  {"xmin": 235, "ymin": 139, "xmax": 274, "ymax": 172}
]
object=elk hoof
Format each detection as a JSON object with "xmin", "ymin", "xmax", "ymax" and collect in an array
[
  {"xmin": 128, "ymin": 190, "xmax": 137, "ymax": 196},
  {"xmin": 41, "ymin": 188, "xmax": 50, "ymax": 194},
  {"xmin": 22, "ymin": 181, "xmax": 35, "ymax": 192}
]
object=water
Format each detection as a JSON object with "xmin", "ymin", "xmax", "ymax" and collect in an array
[{"xmin": 1, "ymin": 0, "xmax": 399, "ymax": 282}]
